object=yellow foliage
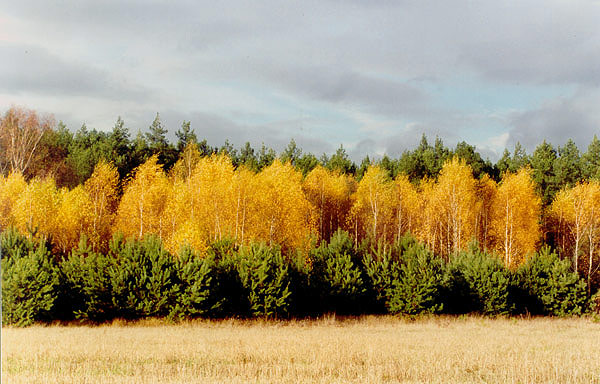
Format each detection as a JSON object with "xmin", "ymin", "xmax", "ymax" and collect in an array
[
  {"xmin": 0, "ymin": 171, "xmax": 27, "ymax": 229},
  {"xmin": 164, "ymin": 219, "xmax": 207, "ymax": 256},
  {"xmin": 84, "ymin": 160, "xmax": 119, "ymax": 250},
  {"xmin": 491, "ymin": 168, "xmax": 541, "ymax": 268},
  {"xmin": 54, "ymin": 186, "xmax": 91, "ymax": 253},
  {"xmin": 350, "ymin": 165, "xmax": 396, "ymax": 244},
  {"xmin": 550, "ymin": 181, "xmax": 600, "ymax": 275},
  {"xmin": 303, "ymin": 165, "xmax": 355, "ymax": 242},
  {"xmin": 231, "ymin": 166, "xmax": 256, "ymax": 245},
  {"xmin": 12, "ymin": 177, "xmax": 60, "ymax": 241},
  {"xmin": 415, "ymin": 177, "xmax": 437, "ymax": 250},
  {"xmin": 114, "ymin": 155, "xmax": 170, "ymax": 240},
  {"xmin": 474, "ymin": 175, "xmax": 497, "ymax": 251},
  {"xmin": 0, "ymin": 149, "xmax": 560, "ymax": 262},
  {"xmin": 418, "ymin": 157, "xmax": 478, "ymax": 257},
  {"xmin": 393, "ymin": 173, "xmax": 420, "ymax": 239},
  {"xmin": 250, "ymin": 160, "xmax": 315, "ymax": 250},
  {"xmin": 188, "ymin": 154, "xmax": 235, "ymax": 241},
  {"xmin": 170, "ymin": 143, "xmax": 202, "ymax": 182}
]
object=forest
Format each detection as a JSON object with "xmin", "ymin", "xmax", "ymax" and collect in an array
[{"xmin": 1, "ymin": 106, "xmax": 600, "ymax": 325}]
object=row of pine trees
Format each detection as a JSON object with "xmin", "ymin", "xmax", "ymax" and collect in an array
[{"xmin": 1, "ymin": 228, "xmax": 590, "ymax": 326}]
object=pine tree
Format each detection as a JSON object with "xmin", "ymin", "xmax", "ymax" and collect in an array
[
  {"xmin": 530, "ymin": 140, "xmax": 557, "ymax": 205},
  {"xmin": 146, "ymin": 113, "xmax": 168, "ymax": 150},
  {"xmin": 175, "ymin": 121, "xmax": 197, "ymax": 152},
  {"xmin": 582, "ymin": 135, "xmax": 600, "ymax": 180}
]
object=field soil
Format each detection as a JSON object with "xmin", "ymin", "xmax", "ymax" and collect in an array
[{"xmin": 2, "ymin": 316, "xmax": 600, "ymax": 383}]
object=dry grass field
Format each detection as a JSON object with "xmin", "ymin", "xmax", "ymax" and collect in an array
[{"xmin": 2, "ymin": 316, "xmax": 600, "ymax": 383}]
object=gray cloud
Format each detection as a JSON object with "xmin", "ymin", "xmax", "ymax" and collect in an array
[
  {"xmin": 0, "ymin": 43, "xmax": 148, "ymax": 100},
  {"xmin": 456, "ymin": 2, "xmax": 600, "ymax": 86},
  {"xmin": 2, "ymin": 0, "xmax": 600, "ymax": 162},
  {"xmin": 507, "ymin": 89, "xmax": 600, "ymax": 152},
  {"xmin": 254, "ymin": 65, "xmax": 429, "ymax": 118},
  {"xmin": 157, "ymin": 110, "xmax": 333, "ymax": 156},
  {"xmin": 382, "ymin": 122, "xmax": 460, "ymax": 158},
  {"xmin": 349, "ymin": 139, "xmax": 377, "ymax": 162}
]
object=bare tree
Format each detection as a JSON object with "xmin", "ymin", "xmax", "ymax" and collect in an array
[{"xmin": 0, "ymin": 107, "xmax": 52, "ymax": 175}]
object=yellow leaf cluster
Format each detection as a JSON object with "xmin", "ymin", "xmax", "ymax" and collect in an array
[
  {"xmin": 0, "ymin": 171, "xmax": 27, "ymax": 229},
  {"xmin": 2, "ymin": 151, "xmax": 554, "ymax": 268},
  {"xmin": 157, "ymin": 156, "xmax": 315, "ymax": 254},
  {"xmin": 350, "ymin": 165, "xmax": 396, "ymax": 244},
  {"xmin": 12, "ymin": 177, "xmax": 60, "ymax": 241},
  {"xmin": 551, "ymin": 180, "xmax": 600, "ymax": 279},
  {"xmin": 114, "ymin": 155, "xmax": 170, "ymax": 240},
  {"xmin": 419, "ymin": 157, "xmax": 478, "ymax": 256},
  {"xmin": 84, "ymin": 160, "xmax": 119, "ymax": 250},
  {"xmin": 303, "ymin": 165, "xmax": 355, "ymax": 242},
  {"xmin": 251, "ymin": 160, "xmax": 315, "ymax": 250},
  {"xmin": 491, "ymin": 168, "xmax": 541, "ymax": 268}
]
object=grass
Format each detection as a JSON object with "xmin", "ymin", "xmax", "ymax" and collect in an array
[{"xmin": 2, "ymin": 315, "xmax": 600, "ymax": 383}]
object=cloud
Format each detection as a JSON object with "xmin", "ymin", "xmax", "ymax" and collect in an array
[
  {"xmin": 0, "ymin": 43, "xmax": 149, "ymax": 100},
  {"xmin": 457, "ymin": 1, "xmax": 600, "ymax": 86},
  {"xmin": 1, "ymin": 0, "xmax": 599, "ymax": 163},
  {"xmin": 157, "ymin": 110, "xmax": 333, "ymax": 156},
  {"xmin": 507, "ymin": 88, "xmax": 600, "ymax": 152},
  {"xmin": 349, "ymin": 139, "xmax": 377, "ymax": 161},
  {"xmin": 380, "ymin": 121, "xmax": 460, "ymax": 158},
  {"xmin": 252, "ymin": 64, "xmax": 430, "ymax": 118}
]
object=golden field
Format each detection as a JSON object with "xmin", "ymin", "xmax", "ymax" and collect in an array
[{"xmin": 2, "ymin": 316, "xmax": 600, "ymax": 384}]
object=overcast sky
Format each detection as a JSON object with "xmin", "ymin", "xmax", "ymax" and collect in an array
[{"xmin": 1, "ymin": 1, "xmax": 599, "ymax": 160}]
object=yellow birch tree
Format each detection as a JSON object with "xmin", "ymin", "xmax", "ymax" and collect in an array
[
  {"xmin": 393, "ymin": 173, "xmax": 420, "ymax": 240},
  {"xmin": 54, "ymin": 186, "xmax": 91, "ymax": 253},
  {"xmin": 12, "ymin": 177, "xmax": 60, "ymax": 241},
  {"xmin": 303, "ymin": 165, "xmax": 355, "ymax": 242},
  {"xmin": 0, "ymin": 171, "xmax": 27, "ymax": 229},
  {"xmin": 114, "ymin": 155, "xmax": 170, "ymax": 240},
  {"xmin": 423, "ymin": 157, "xmax": 478, "ymax": 257},
  {"xmin": 250, "ymin": 160, "xmax": 315, "ymax": 250},
  {"xmin": 350, "ymin": 165, "xmax": 396, "ymax": 245},
  {"xmin": 84, "ymin": 160, "xmax": 119, "ymax": 250},
  {"xmin": 491, "ymin": 168, "xmax": 541, "ymax": 268}
]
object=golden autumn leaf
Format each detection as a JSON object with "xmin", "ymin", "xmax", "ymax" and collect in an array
[
  {"xmin": 303, "ymin": 165, "xmax": 355, "ymax": 242},
  {"xmin": 12, "ymin": 177, "xmax": 60, "ymax": 241},
  {"xmin": 114, "ymin": 155, "xmax": 170, "ymax": 240},
  {"xmin": 416, "ymin": 157, "xmax": 478, "ymax": 257},
  {"xmin": 84, "ymin": 160, "xmax": 119, "ymax": 251},
  {"xmin": 54, "ymin": 185, "xmax": 91, "ymax": 253},
  {"xmin": 491, "ymin": 168, "xmax": 541, "ymax": 268},
  {"xmin": 350, "ymin": 165, "xmax": 395, "ymax": 245},
  {"xmin": 0, "ymin": 171, "xmax": 27, "ymax": 229}
]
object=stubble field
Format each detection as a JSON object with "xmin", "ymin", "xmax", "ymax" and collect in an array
[{"xmin": 2, "ymin": 316, "xmax": 599, "ymax": 383}]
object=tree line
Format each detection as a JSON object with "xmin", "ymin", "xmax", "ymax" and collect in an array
[
  {"xmin": 1, "ymin": 106, "xmax": 600, "ymax": 297},
  {"xmin": 2, "ymin": 107, "xmax": 599, "ymax": 192},
  {"xmin": 1, "ymin": 229, "xmax": 590, "ymax": 326}
]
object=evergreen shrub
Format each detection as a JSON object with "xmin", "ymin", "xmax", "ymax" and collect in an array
[
  {"xmin": 445, "ymin": 246, "xmax": 514, "ymax": 315},
  {"xmin": 237, "ymin": 243, "xmax": 291, "ymax": 317},
  {"xmin": 385, "ymin": 242, "xmax": 445, "ymax": 315},
  {"xmin": 310, "ymin": 230, "xmax": 366, "ymax": 314},
  {"xmin": 515, "ymin": 247, "xmax": 588, "ymax": 316},
  {"xmin": 1, "ymin": 229, "xmax": 59, "ymax": 326}
]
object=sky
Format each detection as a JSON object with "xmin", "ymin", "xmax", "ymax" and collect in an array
[{"xmin": 1, "ymin": 0, "xmax": 599, "ymax": 161}]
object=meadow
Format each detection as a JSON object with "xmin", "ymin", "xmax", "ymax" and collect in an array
[{"xmin": 3, "ymin": 316, "xmax": 600, "ymax": 383}]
